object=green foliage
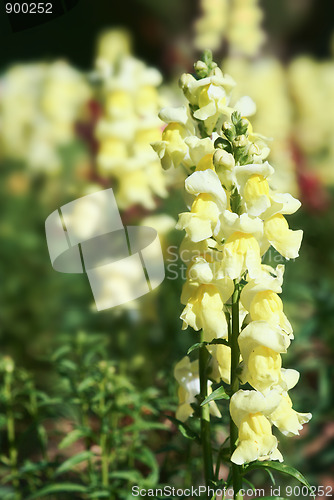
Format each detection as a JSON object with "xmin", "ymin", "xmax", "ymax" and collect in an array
[
  {"xmin": 243, "ymin": 461, "xmax": 315, "ymax": 498},
  {"xmin": 0, "ymin": 332, "xmax": 173, "ymax": 499}
]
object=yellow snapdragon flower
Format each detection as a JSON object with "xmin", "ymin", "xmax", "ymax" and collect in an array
[
  {"xmin": 270, "ymin": 393, "xmax": 312, "ymax": 437},
  {"xmin": 238, "ymin": 321, "xmax": 292, "ymax": 393},
  {"xmin": 176, "ymin": 170, "xmax": 227, "ymax": 242},
  {"xmin": 230, "ymin": 390, "xmax": 283, "ymax": 465},
  {"xmin": 264, "ymin": 214, "xmax": 303, "ymax": 260},
  {"xmin": 181, "ymin": 256, "xmax": 234, "ymax": 340},
  {"xmin": 241, "ymin": 265, "xmax": 293, "ymax": 336},
  {"xmin": 219, "ymin": 212, "xmax": 264, "ymax": 279}
]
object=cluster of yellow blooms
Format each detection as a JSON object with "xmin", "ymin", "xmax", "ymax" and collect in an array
[
  {"xmin": 0, "ymin": 61, "xmax": 90, "ymax": 172},
  {"xmin": 154, "ymin": 54, "xmax": 311, "ymax": 465},
  {"xmin": 194, "ymin": 0, "xmax": 265, "ymax": 56},
  {"xmin": 95, "ymin": 30, "xmax": 168, "ymax": 210}
]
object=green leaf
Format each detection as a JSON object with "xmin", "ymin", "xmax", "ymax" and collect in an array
[
  {"xmin": 26, "ymin": 483, "xmax": 87, "ymax": 499},
  {"xmin": 55, "ymin": 451, "xmax": 94, "ymax": 476},
  {"xmin": 187, "ymin": 342, "xmax": 204, "ymax": 355},
  {"xmin": 19, "ymin": 460, "xmax": 48, "ymax": 474},
  {"xmin": 135, "ymin": 448, "xmax": 159, "ymax": 486},
  {"xmin": 88, "ymin": 492, "xmax": 110, "ymax": 499},
  {"xmin": 201, "ymin": 386, "xmax": 229, "ymax": 406},
  {"xmin": 109, "ymin": 470, "xmax": 141, "ymax": 482},
  {"xmin": 77, "ymin": 377, "xmax": 95, "ymax": 392},
  {"xmin": 265, "ymin": 467, "xmax": 276, "ymax": 486},
  {"xmin": 259, "ymin": 497, "xmax": 288, "ymax": 500},
  {"xmin": 58, "ymin": 429, "xmax": 88, "ymax": 449},
  {"xmin": 165, "ymin": 415, "xmax": 199, "ymax": 441},
  {"xmin": 243, "ymin": 461, "xmax": 314, "ymax": 497},
  {"xmin": 209, "ymin": 339, "xmax": 229, "ymax": 347},
  {"xmin": 50, "ymin": 345, "xmax": 72, "ymax": 361},
  {"xmin": 125, "ymin": 421, "xmax": 167, "ymax": 432}
]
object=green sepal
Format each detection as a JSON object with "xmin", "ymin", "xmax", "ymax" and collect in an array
[
  {"xmin": 214, "ymin": 137, "xmax": 233, "ymax": 154},
  {"xmin": 230, "ymin": 187, "xmax": 242, "ymax": 214}
]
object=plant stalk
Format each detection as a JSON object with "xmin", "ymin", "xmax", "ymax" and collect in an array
[
  {"xmin": 230, "ymin": 283, "xmax": 243, "ymax": 500},
  {"xmin": 199, "ymin": 332, "xmax": 214, "ymax": 498}
]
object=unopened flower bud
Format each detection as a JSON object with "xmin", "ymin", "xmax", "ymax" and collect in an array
[
  {"xmin": 194, "ymin": 61, "xmax": 208, "ymax": 78},
  {"xmin": 237, "ymin": 118, "xmax": 249, "ymax": 135},
  {"xmin": 223, "ymin": 121, "xmax": 235, "ymax": 140},
  {"xmin": 214, "ymin": 149, "xmax": 235, "ymax": 170},
  {"xmin": 179, "ymin": 73, "xmax": 192, "ymax": 91},
  {"xmin": 249, "ymin": 143, "xmax": 260, "ymax": 156},
  {"xmin": 233, "ymin": 135, "xmax": 248, "ymax": 148}
]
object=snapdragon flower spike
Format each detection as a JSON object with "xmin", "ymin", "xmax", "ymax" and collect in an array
[{"xmin": 156, "ymin": 53, "xmax": 311, "ymax": 468}]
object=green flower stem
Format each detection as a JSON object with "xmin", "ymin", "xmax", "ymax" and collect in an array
[
  {"xmin": 230, "ymin": 283, "xmax": 243, "ymax": 500},
  {"xmin": 199, "ymin": 332, "xmax": 214, "ymax": 497}
]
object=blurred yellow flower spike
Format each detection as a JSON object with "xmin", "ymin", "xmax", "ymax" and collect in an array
[
  {"xmin": 97, "ymin": 29, "xmax": 132, "ymax": 65},
  {"xmin": 194, "ymin": 0, "xmax": 265, "ymax": 57},
  {"xmin": 95, "ymin": 32, "xmax": 169, "ymax": 209},
  {"xmin": 0, "ymin": 61, "xmax": 90, "ymax": 173}
]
